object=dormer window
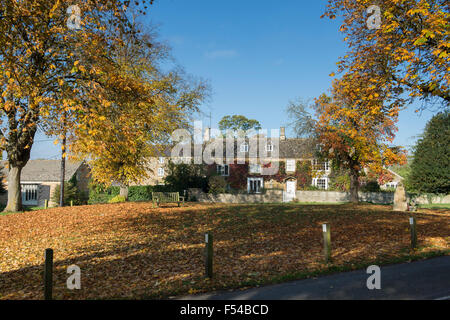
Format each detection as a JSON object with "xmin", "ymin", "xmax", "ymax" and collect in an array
[
  {"xmin": 265, "ymin": 144, "xmax": 273, "ymax": 152},
  {"xmin": 158, "ymin": 157, "xmax": 165, "ymax": 164},
  {"xmin": 240, "ymin": 143, "xmax": 249, "ymax": 152}
]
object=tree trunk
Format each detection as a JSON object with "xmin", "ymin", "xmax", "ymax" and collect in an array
[
  {"xmin": 4, "ymin": 166, "xmax": 23, "ymax": 212},
  {"xmin": 349, "ymin": 166, "xmax": 359, "ymax": 204},
  {"xmin": 119, "ymin": 185, "xmax": 129, "ymax": 201}
]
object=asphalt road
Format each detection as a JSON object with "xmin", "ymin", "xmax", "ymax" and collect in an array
[{"xmin": 179, "ymin": 256, "xmax": 450, "ymax": 300}]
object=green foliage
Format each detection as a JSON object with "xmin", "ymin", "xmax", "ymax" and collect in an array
[
  {"xmin": 88, "ymin": 183, "xmax": 171, "ymax": 204},
  {"xmin": 218, "ymin": 115, "xmax": 262, "ymax": 135},
  {"xmin": 164, "ymin": 161, "xmax": 208, "ymax": 194},
  {"xmin": 208, "ymin": 176, "xmax": 227, "ymax": 194},
  {"xmin": 108, "ymin": 195, "xmax": 126, "ymax": 204},
  {"xmin": 361, "ymin": 181, "xmax": 381, "ymax": 193},
  {"xmin": 52, "ymin": 182, "xmax": 87, "ymax": 206},
  {"xmin": 408, "ymin": 111, "xmax": 450, "ymax": 194}
]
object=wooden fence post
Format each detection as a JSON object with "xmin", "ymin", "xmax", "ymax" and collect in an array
[
  {"xmin": 322, "ymin": 224, "xmax": 331, "ymax": 263},
  {"xmin": 44, "ymin": 199, "xmax": 48, "ymax": 209},
  {"xmin": 70, "ymin": 200, "xmax": 73, "ymax": 207},
  {"xmin": 44, "ymin": 248, "xmax": 53, "ymax": 300},
  {"xmin": 409, "ymin": 217, "xmax": 417, "ymax": 249},
  {"xmin": 205, "ymin": 232, "xmax": 213, "ymax": 278}
]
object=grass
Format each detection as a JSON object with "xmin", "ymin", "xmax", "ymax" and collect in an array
[
  {"xmin": 0, "ymin": 206, "xmax": 45, "ymax": 216},
  {"xmin": 419, "ymin": 203, "xmax": 450, "ymax": 209},
  {"xmin": 0, "ymin": 202, "xmax": 448, "ymax": 300}
]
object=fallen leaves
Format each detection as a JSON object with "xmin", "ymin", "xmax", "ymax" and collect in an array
[{"xmin": 0, "ymin": 202, "xmax": 448, "ymax": 300}]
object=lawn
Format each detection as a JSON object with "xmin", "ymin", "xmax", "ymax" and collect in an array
[{"xmin": 0, "ymin": 202, "xmax": 449, "ymax": 300}]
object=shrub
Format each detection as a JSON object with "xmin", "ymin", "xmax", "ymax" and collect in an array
[
  {"xmin": 361, "ymin": 181, "xmax": 381, "ymax": 192},
  {"xmin": 108, "ymin": 195, "xmax": 126, "ymax": 204},
  {"xmin": 208, "ymin": 176, "xmax": 227, "ymax": 194},
  {"xmin": 52, "ymin": 181, "xmax": 87, "ymax": 206}
]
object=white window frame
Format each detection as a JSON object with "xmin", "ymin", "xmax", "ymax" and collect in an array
[
  {"xmin": 240, "ymin": 143, "xmax": 249, "ymax": 153},
  {"xmin": 158, "ymin": 157, "xmax": 165, "ymax": 164},
  {"xmin": 286, "ymin": 159, "xmax": 296, "ymax": 172},
  {"xmin": 157, "ymin": 167, "xmax": 165, "ymax": 177},
  {"xmin": 313, "ymin": 159, "xmax": 330, "ymax": 171},
  {"xmin": 217, "ymin": 164, "xmax": 229, "ymax": 176},
  {"xmin": 313, "ymin": 178, "xmax": 328, "ymax": 190},
  {"xmin": 265, "ymin": 144, "xmax": 273, "ymax": 152},
  {"xmin": 247, "ymin": 177, "xmax": 264, "ymax": 194}
]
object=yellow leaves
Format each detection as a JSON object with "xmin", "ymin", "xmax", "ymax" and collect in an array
[
  {"xmin": 53, "ymin": 139, "xmax": 59, "ymax": 145},
  {"xmin": 329, "ymin": 72, "xmax": 335, "ymax": 77}
]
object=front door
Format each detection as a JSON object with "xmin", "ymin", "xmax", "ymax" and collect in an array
[{"xmin": 284, "ymin": 180, "xmax": 297, "ymax": 202}]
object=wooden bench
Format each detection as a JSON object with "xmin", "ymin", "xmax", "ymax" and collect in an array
[{"xmin": 152, "ymin": 192, "xmax": 185, "ymax": 207}]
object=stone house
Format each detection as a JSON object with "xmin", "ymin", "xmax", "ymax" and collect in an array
[
  {"xmin": 0, "ymin": 160, "xmax": 91, "ymax": 207},
  {"xmin": 145, "ymin": 127, "xmax": 332, "ymax": 201}
]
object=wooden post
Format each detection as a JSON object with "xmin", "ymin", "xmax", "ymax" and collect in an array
[
  {"xmin": 409, "ymin": 217, "xmax": 417, "ymax": 249},
  {"xmin": 44, "ymin": 248, "xmax": 53, "ymax": 300},
  {"xmin": 44, "ymin": 199, "xmax": 48, "ymax": 209},
  {"xmin": 322, "ymin": 224, "xmax": 331, "ymax": 263},
  {"xmin": 205, "ymin": 232, "xmax": 213, "ymax": 278},
  {"xmin": 70, "ymin": 200, "xmax": 73, "ymax": 207}
]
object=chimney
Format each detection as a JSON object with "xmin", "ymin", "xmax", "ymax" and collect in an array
[
  {"xmin": 280, "ymin": 127, "xmax": 286, "ymax": 141},
  {"xmin": 204, "ymin": 127, "xmax": 211, "ymax": 142}
]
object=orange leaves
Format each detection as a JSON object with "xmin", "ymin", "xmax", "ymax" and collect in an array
[{"xmin": 0, "ymin": 203, "xmax": 448, "ymax": 299}]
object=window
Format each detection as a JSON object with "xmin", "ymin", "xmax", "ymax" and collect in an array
[
  {"xmin": 157, "ymin": 168, "xmax": 165, "ymax": 177},
  {"xmin": 21, "ymin": 184, "xmax": 38, "ymax": 205},
  {"xmin": 286, "ymin": 159, "xmax": 296, "ymax": 172},
  {"xmin": 249, "ymin": 164, "xmax": 261, "ymax": 174},
  {"xmin": 240, "ymin": 143, "xmax": 249, "ymax": 152},
  {"xmin": 313, "ymin": 159, "xmax": 330, "ymax": 171},
  {"xmin": 217, "ymin": 164, "xmax": 229, "ymax": 176},
  {"xmin": 265, "ymin": 144, "xmax": 273, "ymax": 152},
  {"xmin": 248, "ymin": 177, "xmax": 263, "ymax": 193},
  {"xmin": 313, "ymin": 178, "xmax": 328, "ymax": 190},
  {"xmin": 158, "ymin": 157, "xmax": 165, "ymax": 164}
]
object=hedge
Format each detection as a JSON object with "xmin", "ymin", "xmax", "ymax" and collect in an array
[{"xmin": 88, "ymin": 184, "xmax": 173, "ymax": 204}]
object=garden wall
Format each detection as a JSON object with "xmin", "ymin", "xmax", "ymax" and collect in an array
[{"xmin": 190, "ymin": 188, "xmax": 450, "ymax": 205}]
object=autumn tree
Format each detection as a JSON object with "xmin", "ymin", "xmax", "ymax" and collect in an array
[
  {"xmin": 0, "ymin": 0, "xmax": 152, "ymax": 212},
  {"xmin": 70, "ymin": 22, "xmax": 208, "ymax": 199},
  {"xmin": 323, "ymin": 0, "xmax": 450, "ymax": 111},
  {"xmin": 314, "ymin": 73, "xmax": 407, "ymax": 203}
]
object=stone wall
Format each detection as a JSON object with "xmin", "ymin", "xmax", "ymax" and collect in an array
[
  {"xmin": 189, "ymin": 188, "xmax": 283, "ymax": 203},
  {"xmin": 189, "ymin": 188, "xmax": 450, "ymax": 205}
]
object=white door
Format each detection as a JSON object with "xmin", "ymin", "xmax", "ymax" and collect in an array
[{"xmin": 284, "ymin": 180, "xmax": 296, "ymax": 202}]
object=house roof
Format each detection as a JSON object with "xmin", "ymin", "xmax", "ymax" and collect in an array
[
  {"xmin": 165, "ymin": 137, "xmax": 316, "ymax": 159},
  {"xmin": 1, "ymin": 160, "xmax": 84, "ymax": 182}
]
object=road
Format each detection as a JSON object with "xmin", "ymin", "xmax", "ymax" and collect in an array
[{"xmin": 178, "ymin": 256, "xmax": 450, "ymax": 300}]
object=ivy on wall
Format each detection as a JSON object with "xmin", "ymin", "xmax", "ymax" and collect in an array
[{"xmin": 208, "ymin": 161, "xmax": 314, "ymax": 191}]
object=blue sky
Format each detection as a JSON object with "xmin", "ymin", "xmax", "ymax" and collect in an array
[{"xmin": 28, "ymin": 0, "xmax": 437, "ymax": 159}]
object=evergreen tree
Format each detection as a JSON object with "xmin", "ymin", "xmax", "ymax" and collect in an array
[{"xmin": 408, "ymin": 111, "xmax": 450, "ymax": 194}]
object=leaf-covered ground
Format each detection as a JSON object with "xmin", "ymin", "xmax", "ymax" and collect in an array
[{"xmin": 0, "ymin": 202, "xmax": 449, "ymax": 300}]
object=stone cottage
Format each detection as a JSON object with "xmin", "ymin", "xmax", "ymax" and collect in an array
[{"xmin": 1, "ymin": 160, "xmax": 91, "ymax": 207}]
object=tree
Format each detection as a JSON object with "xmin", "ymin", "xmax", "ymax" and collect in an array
[
  {"xmin": 314, "ymin": 74, "xmax": 407, "ymax": 203},
  {"xmin": 323, "ymin": 0, "xmax": 450, "ymax": 111},
  {"xmin": 70, "ymin": 21, "xmax": 208, "ymax": 199},
  {"xmin": 286, "ymin": 98, "xmax": 316, "ymax": 138},
  {"xmin": 0, "ymin": 0, "xmax": 152, "ymax": 212},
  {"xmin": 408, "ymin": 111, "xmax": 449, "ymax": 194},
  {"xmin": 164, "ymin": 160, "xmax": 209, "ymax": 194},
  {"xmin": 218, "ymin": 115, "xmax": 262, "ymax": 136}
]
